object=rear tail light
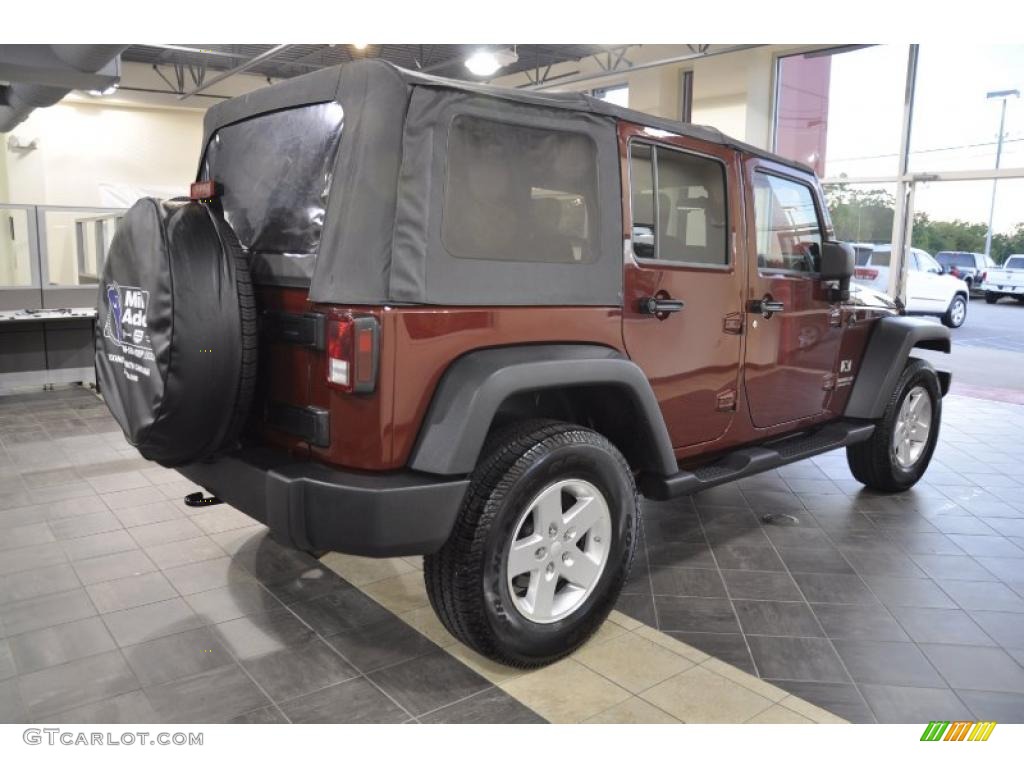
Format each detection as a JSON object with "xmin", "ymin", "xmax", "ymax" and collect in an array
[
  {"xmin": 854, "ymin": 267, "xmax": 879, "ymax": 280},
  {"xmin": 980, "ymin": 271, "xmax": 987, "ymax": 282},
  {"xmin": 326, "ymin": 315, "xmax": 379, "ymax": 393}
]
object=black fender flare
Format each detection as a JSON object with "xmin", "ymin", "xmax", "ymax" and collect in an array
[
  {"xmin": 408, "ymin": 344, "xmax": 678, "ymax": 477},
  {"xmin": 844, "ymin": 316, "xmax": 951, "ymax": 420}
]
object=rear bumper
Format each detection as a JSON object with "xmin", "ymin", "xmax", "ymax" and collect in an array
[
  {"xmin": 982, "ymin": 282, "xmax": 1024, "ymax": 294},
  {"xmin": 178, "ymin": 445, "xmax": 468, "ymax": 557}
]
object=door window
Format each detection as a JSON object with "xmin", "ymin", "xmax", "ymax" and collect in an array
[
  {"xmin": 629, "ymin": 142, "xmax": 728, "ymax": 267},
  {"xmin": 752, "ymin": 173, "xmax": 823, "ymax": 273}
]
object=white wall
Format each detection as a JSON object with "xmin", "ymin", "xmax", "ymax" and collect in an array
[{"xmin": 1, "ymin": 99, "xmax": 204, "ymax": 207}]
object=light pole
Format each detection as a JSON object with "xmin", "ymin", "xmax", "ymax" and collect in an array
[{"xmin": 985, "ymin": 89, "xmax": 1020, "ymax": 259}]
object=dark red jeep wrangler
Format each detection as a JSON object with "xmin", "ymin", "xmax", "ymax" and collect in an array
[{"xmin": 97, "ymin": 60, "xmax": 951, "ymax": 667}]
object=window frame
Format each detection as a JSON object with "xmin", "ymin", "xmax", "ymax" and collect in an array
[
  {"xmin": 751, "ymin": 167, "xmax": 827, "ymax": 278},
  {"xmin": 626, "ymin": 138, "xmax": 732, "ymax": 271}
]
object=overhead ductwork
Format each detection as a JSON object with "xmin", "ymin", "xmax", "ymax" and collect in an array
[{"xmin": 0, "ymin": 44, "xmax": 127, "ymax": 133}]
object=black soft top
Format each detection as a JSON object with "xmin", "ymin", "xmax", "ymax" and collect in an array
[
  {"xmin": 202, "ymin": 59, "xmax": 809, "ymax": 173},
  {"xmin": 199, "ymin": 60, "xmax": 811, "ymax": 307}
]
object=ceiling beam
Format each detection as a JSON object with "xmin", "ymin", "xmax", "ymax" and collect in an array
[{"xmin": 178, "ymin": 44, "xmax": 290, "ymax": 99}]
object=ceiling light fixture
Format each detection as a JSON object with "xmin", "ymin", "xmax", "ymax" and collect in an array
[
  {"xmin": 87, "ymin": 84, "xmax": 119, "ymax": 97},
  {"xmin": 465, "ymin": 48, "xmax": 518, "ymax": 77}
]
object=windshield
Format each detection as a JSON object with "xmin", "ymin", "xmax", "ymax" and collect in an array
[
  {"xmin": 200, "ymin": 102, "xmax": 344, "ymax": 284},
  {"xmin": 936, "ymin": 252, "xmax": 975, "ymax": 268}
]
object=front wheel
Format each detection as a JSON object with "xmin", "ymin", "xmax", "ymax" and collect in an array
[
  {"xmin": 847, "ymin": 358, "xmax": 942, "ymax": 492},
  {"xmin": 424, "ymin": 420, "xmax": 639, "ymax": 668},
  {"xmin": 942, "ymin": 294, "xmax": 968, "ymax": 328},
  {"xmin": 985, "ymin": 292, "xmax": 999, "ymax": 304}
]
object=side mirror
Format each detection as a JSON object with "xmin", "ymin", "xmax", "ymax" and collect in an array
[
  {"xmin": 820, "ymin": 240, "xmax": 855, "ymax": 281},
  {"xmin": 820, "ymin": 240, "xmax": 854, "ymax": 302}
]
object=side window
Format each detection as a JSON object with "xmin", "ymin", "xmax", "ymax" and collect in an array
[
  {"xmin": 442, "ymin": 115, "xmax": 597, "ymax": 264},
  {"xmin": 629, "ymin": 142, "xmax": 729, "ymax": 266},
  {"xmin": 752, "ymin": 172, "xmax": 823, "ymax": 273}
]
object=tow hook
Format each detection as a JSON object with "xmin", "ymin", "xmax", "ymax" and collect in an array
[{"xmin": 184, "ymin": 491, "xmax": 223, "ymax": 508}]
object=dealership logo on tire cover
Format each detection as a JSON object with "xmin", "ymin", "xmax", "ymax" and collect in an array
[{"xmin": 102, "ymin": 281, "xmax": 156, "ymax": 383}]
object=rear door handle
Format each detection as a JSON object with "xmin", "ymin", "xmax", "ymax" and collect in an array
[
  {"xmin": 749, "ymin": 296, "xmax": 785, "ymax": 318},
  {"xmin": 640, "ymin": 296, "xmax": 685, "ymax": 315}
]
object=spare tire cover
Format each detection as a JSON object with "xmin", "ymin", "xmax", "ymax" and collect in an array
[{"xmin": 96, "ymin": 197, "xmax": 256, "ymax": 466}]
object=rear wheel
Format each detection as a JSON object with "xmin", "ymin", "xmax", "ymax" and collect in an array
[
  {"xmin": 424, "ymin": 420, "xmax": 639, "ymax": 668},
  {"xmin": 942, "ymin": 294, "xmax": 967, "ymax": 328},
  {"xmin": 985, "ymin": 292, "xmax": 999, "ymax": 304},
  {"xmin": 847, "ymin": 358, "xmax": 942, "ymax": 492}
]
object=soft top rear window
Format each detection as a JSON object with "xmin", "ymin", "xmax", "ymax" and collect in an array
[{"xmin": 200, "ymin": 102, "xmax": 344, "ymax": 284}]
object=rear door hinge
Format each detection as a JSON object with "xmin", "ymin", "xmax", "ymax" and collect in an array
[
  {"xmin": 723, "ymin": 313, "xmax": 743, "ymax": 335},
  {"xmin": 822, "ymin": 373, "xmax": 837, "ymax": 391}
]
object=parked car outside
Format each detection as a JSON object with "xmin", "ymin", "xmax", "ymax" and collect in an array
[
  {"xmin": 853, "ymin": 244, "xmax": 970, "ymax": 328},
  {"xmin": 982, "ymin": 254, "xmax": 1024, "ymax": 303},
  {"xmin": 935, "ymin": 251, "xmax": 994, "ymax": 295}
]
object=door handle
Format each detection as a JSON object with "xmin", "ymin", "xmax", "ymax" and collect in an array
[
  {"xmin": 749, "ymin": 296, "xmax": 785, "ymax": 318},
  {"xmin": 640, "ymin": 296, "xmax": 685, "ymax": 315}
]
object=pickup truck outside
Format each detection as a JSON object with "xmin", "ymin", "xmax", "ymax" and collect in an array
[{"xmin": 982, "ymin": 255, "xmax": 1024, "ymax": 303}]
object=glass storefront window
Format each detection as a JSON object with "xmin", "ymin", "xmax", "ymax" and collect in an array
[
  {"xmin": 912, "ymin": 178, "xmax": 1024, "ymax": 263},
  {"xmin": 910, "ymin": 45, "xmax": 1024, "ymax": 173},
  {"xmin": 775, "ymin": 45, "xmax": 909, "ymax": 179},
  {"xmin": 823, "ymin": 182, "xmax": 898, "ymax": 245}
]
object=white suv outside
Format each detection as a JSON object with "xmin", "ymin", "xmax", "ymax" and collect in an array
[{"xmin": 853, "ymin": 244, "xmax": 970, "ymax": 328}]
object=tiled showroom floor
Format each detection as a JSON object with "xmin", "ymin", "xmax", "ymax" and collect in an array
[{"xmin": 1, "ymin": 385, "xmax": 1023, "ymax": 724}]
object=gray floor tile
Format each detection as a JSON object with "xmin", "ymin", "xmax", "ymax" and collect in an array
[
  {"xmin": 889, "ymin": 606, "xmax": 997, "ymax": 646},
  {"xmin": 776, "ymin": 545, "xmax": 854, "ymax": 575},
  {"xmin": 282, "ymin": 676, "xmax": 407, "ymax": 724},
  {"xmin": 262, "ymin": 564, "xmax": 350, "ymax": 605},
  {"xmin": 240, "ymin": 636, "xmax": 358, "ymax": 701},
  {"xmin": 101, "ymin": 597, "xmax": 205, "ymax": 647},
  {"xmin": 833, "ymin": 640, "xmax": 946, "ymax": 687},
  {"xmin": 49, "ymin": 510, "xmax": 123, "ymax": 541},
  {"xmin": 0, "ymin": 541, "xmax": 68, "ymax": 577},
  {"xmin": 184, "ymin": 582, "xmax": 282, "ymax": 624},
  {"xmin": 127, "ymin": 517, "xmax": 204, "ymax": 548},
  {"xmin": 0, "ymin": 677, "xmax": 27, "ymax": 722},
  {"xmin": 144, "ymin": 663, "xmax": 271, "ymax": 723},
  {"xmin": 720, "ymin": 569, "xmax": 802, "ymax": 601},
  {"xmin": 733, "ymin": 599, "xmax": 824, "ymax": 638},
  {"xmin": 792, "ymin": 572, "xmax": 878, "ymax": 605},
  {"xmin": 768, "ymin": 680, "xmax": 875, "ymax": 723},
  {"xmin": 229, "ymin": 705, "xmax": 289, "ymax": 724},
  {"xmin": 977, "ymin": 556, "xmax": 1024, "ymax": 583},
  {"xmin": 920, "ymin": 644, "xmax": 1024, "ymax": 693},
  {"xmin": 212, "ymin": 609, "xmax": 315, "ymax": 660},
  {"xmin": 113, "ymin": 501, "xmax": 183, "ymax": 529},
  {"xmin": 323, "ymin": 615, "xmax": 439, "ymax": 673},
  {"xmin": 289, "ymin": 587, "xmax": 394, "ymax": 636},
  {"xmin": 0, "ymin": 522, "xmax": 55, "ymax": 552},
  {"xmin": 41, "ymin": 689, "xmax": 159, "ymax": 724},
  {"xmin": 957, "ymin": 689, "xmax": 1024, "ymax": 723},
  {"xmin": 422, "ymin": 685, "xmax": 546, "ymax": 723},
  {"xmin": 101, "ymin": 486, "xmax": 167, "ymax": 511},
  {"xmin": 0, "ymin": 639, "xmax": 13, "ymax": 681},
  {"xmin": 87, "ymin": 571, "xmax": 178, "ymax": 613},
  {"xmin": 61, "ymin": 530, "xmax": 138, "ymax": 562},
  {"xmin": 653, "ymin": 595, "xmax": 740, "ymax": 633},
  {"xmin": 368, "ymin": 649, "xmax": 490, "ymax": 717},
  {"xmin": 812, "ymin": 603, "xmax": 910, "ymax": 642},
  {"xmin": 0, "ymin": 563, "xmax": 80, "ymax": 605},
  {"xmin": 710, "ymin": 543, "xmax": 785, "ymax": 572},
  {"xmin": 17, "ymin": 650, "xmax": 139, "ymax": 718},
  {"xmin": 862, "ymin": 576, "xmax": 957, "ymax": 609},
  {"xmin": 8, "ymin": 616, "xmax": 116, "ymax": 673},
  {"xmin": 746, "ymin": 635, "xmax": 849, "ymax": 683},
  {"xmin": 162, "ymin": 556, "xmax": 254, "ymax": 596},
  {"xmin": 144, "ymin": 536, "xmax": 226, "ymax": 570},
  {"xmin": 0, "ymin": 588, "xmax": 97, "ymax": 636},
  {"xmin": 73, "ymin": 549, "xmax": 157, "ymax": 586},
  {"xmin": 614, "ymin": 592, "xmax": 657, "ymax": 625},
  {"xmin": 947, "ymin": 535, "xmax": 1024, "ymax": 558},
  {"xmin": 649, "ymin": 566, "xmax": 727, "ymax": 598},
  {"xmin": 123, "ymin": 625, "xmax": 234, "ymax": 686},
  {"xmin": 969, "ymin": 611, "xmax": 1024, "ymax": 649},
  {"xmin": 859, "ymin": 684, "xmax": 972, "ymax": 723},
  {"xmin": 939, "ymin": 579, "xmax": 1024, "ymax": 613}
]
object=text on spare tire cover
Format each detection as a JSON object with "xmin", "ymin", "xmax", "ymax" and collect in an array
[{"xmin": 102, "ymin": 281, "xmax": 156, "ymax": 383}]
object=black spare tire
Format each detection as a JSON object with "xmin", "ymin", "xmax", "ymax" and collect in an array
[{"xmin": 95, "ymin": 197, "xmax": 256, "ymax": 466}]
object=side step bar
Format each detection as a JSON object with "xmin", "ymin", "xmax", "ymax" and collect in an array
[{"xmin": 639, "ymin": 420, "xmax": 875, "ymax": 501}]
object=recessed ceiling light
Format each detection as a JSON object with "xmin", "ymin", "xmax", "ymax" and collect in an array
[
  {"xmin": 465, "ymin": 49, "xmax": 518, "ymax": 77},
  {"xmin": 87, "ymin": 84, "xmax": 119, "ymax": 97}
]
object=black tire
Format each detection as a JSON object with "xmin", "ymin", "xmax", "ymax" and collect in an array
[
  {"xmin": 846, "ymin": 358, "xmax": 942, "ymax": 493},
  {"xmin": 424, "ymin": 419, "xmax": 639, "ymax": 668},
  {"xmin": 985, "ymin": 292, "xmax": 999, "ymax": 304},
  {"xmin": 941, "ymin": 293, "xmax": 967, "ymax": 328}
]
